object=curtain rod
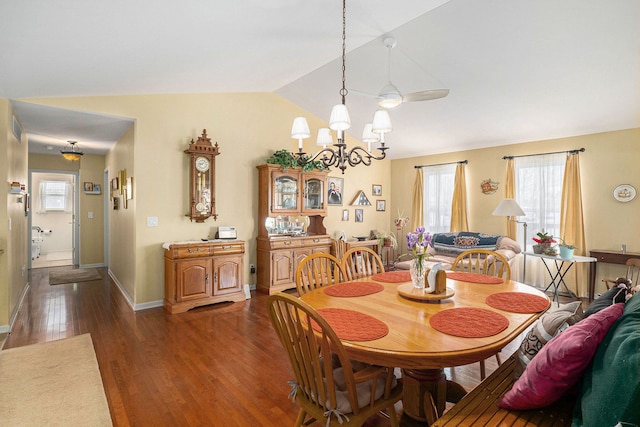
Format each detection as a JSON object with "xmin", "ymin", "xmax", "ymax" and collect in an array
[
  {"xmin": 502, "ymin": 147, "xmax": 585, "ymax": 160},
  {"xmin": 414, "ymin": 160, "xmax": 468, "ymax": 169}
]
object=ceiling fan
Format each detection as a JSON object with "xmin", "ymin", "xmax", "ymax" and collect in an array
[{"xmin": 354, "ymin": 37, "xmax": 449, "ymax": 109}]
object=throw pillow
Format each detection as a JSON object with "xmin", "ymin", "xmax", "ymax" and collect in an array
[
  {"xmin": 573, "ymin": 293, "xmax": 640, "ymax": 426},
  {"xmin": 499, "ymin": 302, "xmax": 624, "ymax": 410},
  {"xmin": 516, "ymin": 301, "xmax": 583, "ymax": 374},
  {"xmin": 584, "ymin": 286, "xmax": 627, "ymax": 317}
]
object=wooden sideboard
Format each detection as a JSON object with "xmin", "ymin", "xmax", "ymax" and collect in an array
[
  {"xmin": 164, "ymin": 240, "xmax": 245, "ymax": 313},
  {"xmin": 589, "ymin": 249, "xmax": 640, "ymax": 302}
]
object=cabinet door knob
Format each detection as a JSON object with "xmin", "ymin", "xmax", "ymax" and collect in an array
[{"xmin": 284, "ymin": 241, "xmax": 292, "ymax": 246}]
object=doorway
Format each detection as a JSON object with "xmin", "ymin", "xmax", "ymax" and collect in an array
[{"xmin": 28, "ymin": 170, "xmax": 79, "ymax": 269}]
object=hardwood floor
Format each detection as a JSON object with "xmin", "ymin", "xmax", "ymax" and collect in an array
[{"xmin": 3, "ymin": 266, "xmax": 553, "ymax": 426}]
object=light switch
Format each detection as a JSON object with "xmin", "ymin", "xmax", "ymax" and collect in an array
[
  {"xmin": 147, "ymin": 216, "xmax": 159, "ymax": 227},
  {"xmin": 88, "ymin": 211, "xmax": 94, "ymax": 219}
]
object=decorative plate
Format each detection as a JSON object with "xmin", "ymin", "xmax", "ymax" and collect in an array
[{"xmin": 613, "ymin": 184, "xmax": 636, "ymax": 202}]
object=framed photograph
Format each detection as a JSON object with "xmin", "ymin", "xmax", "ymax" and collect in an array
[
  {"xmin": 376, "ymin": 199, "xmax": 386, "ymax": 211},
  {"xmin": 93, "ymin": 184, "xmax": 101, "ymax": 194},
  {"xmin": 327, "ymin": 177, "xmax": 343, "ymax": 206},
  {"xmin": 113, "ymin": 197, "xmax": 120, "ymax": 210},
  {"xmin": 342, "ymin": 209, "xmax": 349, "ymax": 221},
  {"xmin": 372, "ymin": 184, "xmax": 382, "ymax": 196},
  {"xmin": 111, "ymin": 177, "xmax": 119, "ymax": 191},
  {"xmin": 355, "ymin": 208, "xmax": 363, "ymax": 223},
  {"xmin": 83, "ymin": 182, "xmax": 93, "ymax": 192}
]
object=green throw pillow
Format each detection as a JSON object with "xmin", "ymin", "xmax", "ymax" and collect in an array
[{"xmin": 572, "ymin": 292, "xmax": 640, "ymax": 426}]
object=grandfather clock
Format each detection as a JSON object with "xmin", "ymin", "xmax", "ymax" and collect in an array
[{"xmin": 185, "ymin": 129, "xmax": 219, "ymax": 222}]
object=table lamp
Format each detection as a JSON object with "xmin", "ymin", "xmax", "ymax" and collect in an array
[{"xmin": 492, "ymin": 199, "xmax": 528, "ymax": 282}]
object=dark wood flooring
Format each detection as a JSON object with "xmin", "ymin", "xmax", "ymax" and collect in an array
[{"xmin": 4, "ymin": 266, "xmax": 568, "ymax": 426}]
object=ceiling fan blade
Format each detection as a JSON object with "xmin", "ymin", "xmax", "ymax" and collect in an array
[
  {"xmin": 348, "ymin": 88, "xmax": 378, "ymax": 99},
  {"xmin": 402, "ymin": 89, "xmax": 450, "ymax": 102}
]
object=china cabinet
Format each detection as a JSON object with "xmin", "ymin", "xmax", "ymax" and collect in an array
[
  {"xmin": 164, "ymin": 240, "xmax": 245, "ymax": 313},
  {"xmin": 256, "ymin": 164, "xmax": 331, "ymax": 294}
]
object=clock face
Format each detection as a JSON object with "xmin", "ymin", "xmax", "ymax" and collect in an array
[
  {"xmin": 195, "ymin": 202, "xmax": 206, "ymax": 213},
  {"xmin": 195, "ymin": 156, "xmax": 210, "ymax": 172}
]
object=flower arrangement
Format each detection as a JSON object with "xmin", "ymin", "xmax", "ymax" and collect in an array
[
  {"xmin": 406, "ymin": 227, "xmax": 433, "ymax": 279},
  {"xmin": 532, "ymin": 231, "xmax": 556, "ymax": 246}
]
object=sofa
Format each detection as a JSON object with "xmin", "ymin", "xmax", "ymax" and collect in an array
[{"xmin": 395, "ymin": 231, "xmax": 522, "ymax": 271}]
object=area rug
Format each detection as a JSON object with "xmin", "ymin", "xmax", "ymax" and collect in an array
[
  {"xmin": 49, "ymin": 268, "xmax": 102, "ymax": 285},
  {"xmin": 0, "ymin": 334, "xmax": 112, "ymax": 426}
]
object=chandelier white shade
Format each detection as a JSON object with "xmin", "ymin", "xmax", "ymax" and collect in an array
[{"xmin": 316, "ymin": 128, "xmax": 333, "ymax": 147}]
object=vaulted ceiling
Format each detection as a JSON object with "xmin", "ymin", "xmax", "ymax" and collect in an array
[{"xmin": 4, "ymin": 0, "xmax": 639, "ymax": 158}]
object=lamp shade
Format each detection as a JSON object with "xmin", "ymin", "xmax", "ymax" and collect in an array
[
  {"xmin": 316, "ymin": 128, "xmax": 333, "ymax": 146},
  {"xmin": 371, "ymin": 110, "xmax": 392, "ymax": 134},
  {"xmin": 329, "ymin": 104, "xmax": 351, "ymax": 131},
  {"xmin": 60, "ymin": 140, "xmax": 84, "ymax": 161},
  {"xmin": 291, "ymin": 117, "xmax": 310, "ymax": 139},
  {"xmin": 492, "ymin": 199, "xmax": 525, "ymax": 216},
  {"xmin": 361, "ymin": 123, "xmax": 380, "ymax": 144}
]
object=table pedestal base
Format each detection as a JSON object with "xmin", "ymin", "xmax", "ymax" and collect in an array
[{"xmin": 401, "ymin": 368, "xmax": 467, "ymax": 423}]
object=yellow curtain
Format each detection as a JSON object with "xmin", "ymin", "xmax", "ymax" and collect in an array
[
  {"xmin": 560, "ymin": 153, "xmax": 587, "ymax": 296},
  {"xmin": 450, "ymin": 163, "xmax": 469, "ymax": 232},
  {"xmin": 410, "ymin": 168, "xmax": 423, "ymax": 231},
  {"xmin": 505, "ymin": 159, "xmax": 516, "ymax": 239}
]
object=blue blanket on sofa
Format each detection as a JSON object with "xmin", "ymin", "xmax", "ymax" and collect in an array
[{"xmin": 432, "ymin": 232, "xmax": 502, "ymax": 256}]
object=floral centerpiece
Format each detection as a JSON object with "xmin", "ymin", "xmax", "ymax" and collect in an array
[
  {"xmin": 406, "ymin": 227, "xmax": 433, "ymax": 289},
  {"xmin": 532, "ymin": 231, "xmax": 557, "ymax": 254}
]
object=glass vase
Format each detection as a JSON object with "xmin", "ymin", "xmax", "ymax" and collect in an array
[{"xmin": 410, "ymin": 257, "xmax": 428, "ymax": 290}]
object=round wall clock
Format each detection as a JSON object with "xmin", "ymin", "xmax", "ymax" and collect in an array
[{"xmin": 613, "ymin": 184, "xmax": 636, "ymax": 202}]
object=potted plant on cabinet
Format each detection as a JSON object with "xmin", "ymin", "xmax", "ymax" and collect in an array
[{"xmin": 375, "ymin": 230, "xmax": 398, "ymax": 250}]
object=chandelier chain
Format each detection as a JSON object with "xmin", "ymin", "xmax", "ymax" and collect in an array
[{"xmin": 339, "ymin": 0, "xmax": 347, "ymax": 102}]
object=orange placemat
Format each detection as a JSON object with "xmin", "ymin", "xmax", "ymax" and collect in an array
[
  {"xmin": 324, "ymin": 281, "xmax": 384, "ymax": 297},
  {"xmin": 485, "ymin": 292, "xmax": 550, "ymax": 313},
  {"xmin": 446, "ymin": 271, "xmax": 504, "ymax": 284},
  {"xmin": 429, "ymin": 308, "xmax": 509, "ymax": 338},
  {"xmin": 313, "ymin": 308, "xmax": 389, "ymax": 341},
  {"xmin": 371, "ymin": 271, "xmax": 411, "ymax": 283}
]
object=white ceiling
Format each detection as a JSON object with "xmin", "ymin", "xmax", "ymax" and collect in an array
[{"xmin": 3, "ymin": 0, "xmax": 639, "ymax": 159}]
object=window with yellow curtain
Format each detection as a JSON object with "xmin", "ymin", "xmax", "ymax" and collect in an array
[
  {"xmin": 515, "ymin": 153, "xmax": 565, "ymax": 251},
  {"xmin": 422, "ymin": 163, "xmax": 455, "ymax": 233}
]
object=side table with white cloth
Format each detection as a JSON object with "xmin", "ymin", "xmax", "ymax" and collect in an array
[{"xmin": 524, "ymin": 252, "xmax": 597, "ymax": 306}]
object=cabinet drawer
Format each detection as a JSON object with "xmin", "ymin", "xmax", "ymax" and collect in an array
[
  {"xmin": 270, "ymin": 239, "xmax": 302, "ymax": 250},
  {"xmin": 211, "ymin": 243, "xmax": 245, "ymax": 256},
  {"xmin": 301, "ymin": 236, "xmax": 331, "ymax": 247},
  {"xmin": 167, "ymin": 245, "xmax": 213, "ymax": 259}
]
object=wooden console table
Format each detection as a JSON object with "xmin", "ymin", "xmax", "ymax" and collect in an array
[{"xmin": 589, "ymin": 249, "xmax": 640, "ymax": 303}]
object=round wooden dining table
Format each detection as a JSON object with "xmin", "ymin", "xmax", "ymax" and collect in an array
[{"xmin": 299, "ymin": 272, "xmax": 550, "ymax": 423}]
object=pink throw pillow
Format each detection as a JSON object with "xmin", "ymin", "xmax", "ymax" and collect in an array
[{"xmin": 499, "ymin": 303, "xmax": 624, "ymax": 410}]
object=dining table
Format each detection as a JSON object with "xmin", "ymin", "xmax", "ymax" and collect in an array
[{"xmin": 299, "ymin": 270, "xmax": 550, "ymax": 423}]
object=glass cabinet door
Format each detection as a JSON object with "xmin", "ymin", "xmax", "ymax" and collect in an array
[
  {"xmin": 272, "ymin": 173, "xmax": 298, "ymax": 211},
  {"xmin": 303, "ymin": 176, "xmax": 325, "ymax": 211}
]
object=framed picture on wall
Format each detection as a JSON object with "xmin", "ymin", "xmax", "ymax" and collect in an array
[
  {"xmin": 83, "ymin": 182, "xmax": 93, "ymax": 192},
  {"xmin": 342, "ymin": 209, "xmax": 349, "ymax": 221},
  {"xmin": 355, "ymin": 208, "xmax": 363, "ymax": 223},
  {"xmin": 328, "ymin": 177, "xmax": 344, "ymax": 206},
  {"xmin": 111, "ymin": 177, "xmax": 119, "ymax": 191},
  {"xmin": 372, "ymin": 184, "xmax": 382, "ymax": 196},
  {"xmin": 376, "ymin": 200, "xmax": 386, "ymax": 211}
]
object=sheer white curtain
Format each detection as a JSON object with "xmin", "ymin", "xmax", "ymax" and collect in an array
[
  {"xmin": 422, "ymin": 164, "xmax": 456, "ymax": 234},
  {"xmin": 515, "ymin": 153, "xmax": 565, "ymax": 287}
]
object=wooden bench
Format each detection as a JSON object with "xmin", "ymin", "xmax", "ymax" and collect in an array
[{"xmin": 431, "ymin": 355, "xmax": 576, "ymax": 426}]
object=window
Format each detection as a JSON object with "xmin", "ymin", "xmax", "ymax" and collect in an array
[
  {"xmin": 422, "ymin": 164, "xmax": 456, "ymax": 233},
  {"xmin": 41, "ymin": 181, "xmax": 69, "ymax": 211},
  {"xmin": 515, "ymin": 153, "xmax": 565, "ymax": 251}
]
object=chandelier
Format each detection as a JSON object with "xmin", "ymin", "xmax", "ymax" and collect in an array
[
  {"xmin": 291, "ymin": 0, "xmax": 391, "ymax": 174},
  {"xmin": 60, "ymin": 140, "xmax": 84, "ymax": 161}
]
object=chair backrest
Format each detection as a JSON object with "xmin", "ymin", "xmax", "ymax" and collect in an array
[
  {"xmin": 296, "ymin": 253, "xmax": 346, "ymax": 296},
  {"xmin": 625, "ymin": 258, "xmax": 640, "ymax": 285},
  {"xmin": 268, "ymin": 292, "xmax": 395, "ymax": 420},
  {"xmin": 451, "ymin": 249, "xmax": 511, "ymax": 281},
  {"xmin": 341, "ymin": 247, "xmax": 385, "ymax": 281}
]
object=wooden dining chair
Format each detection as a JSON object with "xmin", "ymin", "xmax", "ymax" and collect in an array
[
  {"xmin": 268, "ymin": 292, "xmax": 402, "ymax": 427},
  {"xmin": 296, "ymin": 253, "xmax": 346, "ymax": 296},
  {"xmin": 341, "ymin": 247, "xmax": 385, "ymax": 281},
  {"xmin": 451, "ymin": 249, "xmax": 511, "ymax": 380},
  {"xmin": 451, "ymin": 249, "xmax": 511, "ymax": 282},
  {"xmin": 602, "ymin": 258, "xmax": 640, "ymax": 289}
]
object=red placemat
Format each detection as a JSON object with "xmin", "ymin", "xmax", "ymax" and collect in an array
[
  {"xmin": 485, "ymin": 292, "xmax": 550, "ymax": 313},
  {"xmin": 312, "ymin": 308, "xmax": 389, "ymax": 341},
  {"xmin": 446, "ymin": 271, "xmax": 504, "ymax": 284},
  {"xmin": 324, "ymin": 281, "xmax": 384, "ymax": 297},
  {"xmin": 429, "ymin": 308, "xmax": 509, "ymax": 338},
  {"xmin": 371, "ymin": 271, "xmax": 411, "ymax": 283}
]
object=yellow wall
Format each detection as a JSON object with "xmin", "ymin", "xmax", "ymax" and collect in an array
[
  {"xmin": 0, "ymin": 100, "xmax": 29, "ymax": 329},
  {"xmin": 390, "ymin": 128, "xmax": 640, "ymax": 295},
  {"xmin": 79, "ymin": 155, "xmax": 106, "ymax": 266},
  {"xmin": 20, "ymin": 93, "xmax": 390, "ymax": 306}
]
